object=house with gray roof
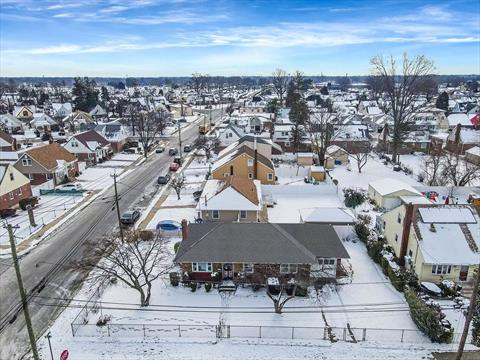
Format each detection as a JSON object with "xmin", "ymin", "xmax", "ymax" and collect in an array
[{"xmin": 174, "ymin": 222, "xmax": 350, "ymax": 284}]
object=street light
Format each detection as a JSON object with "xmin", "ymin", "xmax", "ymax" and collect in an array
[{"xmin": 45, "ymin": 332, "xmax": 54, "ymax": 360}]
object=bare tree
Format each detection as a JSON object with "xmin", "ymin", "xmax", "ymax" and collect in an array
[
  {"xmin": 82, "ymin": 230, "xmax": 173, "ymax": 307},
  {"xmin": 193, "ymin": 135, "xmax": 219, "ymax": 160},
  {"xmin": 134, "ymin": 108, "xmax": 168, "ymax": 158},
  {"xmin": 421, "ymin": 150, "xmax": 447, "ymax": 186},
  {"xmin": 266, "ymin": 281, "xmax": 297, "ymax": 314},
  {"xmin": 307, "ymin": 110, "xmax": 336, "ymax": 166},
  {"xmin": 370, "ymin": 53, "xmax": 434, "ymax": 163},
  {"xmin": 272, "ymin": 68, "xmax": 289, "ymax": 105},
  {"xmin": 441, "ymin": 152, "xmax": 480, "ymax": 186},
  {"xmin": 170, "ymin": 175, "xmax": 185, "ymax": 200},
  {"xmin": 350, "ymin": 143, "xmax": 373, "ymax": 173}
]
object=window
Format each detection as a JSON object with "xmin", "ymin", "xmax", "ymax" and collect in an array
[
  {"xmin": 9, "ymin": 173, "xmax": 14, "ymax": 181},
  {"xmin": 397, "ymin": 214, "xmax": 402, "ymax": 224},
  {"xmin": 240, "ymin": 210, "xmax": 247, "ymax": 219},
  {"xmin": 223, "ymin": 173, "xmax": 229, "ymax": 178},
  {"xmin": 192, "ymin": 262, "xmax": 212, "ymax": 272},
  {"xmin": 46, "ymin": 173, "xmax": 52, "ymax": 180},
  {"xmin": 247, "ymin": 159, "xmax": 254, "ymax": 167},
  {"xmin": 22, "ymin": 158, "xmax": 32, "ymax": 166},
  {"xmin": 212, "ymin": 210, "xmax": 219, "ymax": 219},
  {"xmin": 290, "ymin": 264, "xmax": 298, "ymax": 274},
  {"xmin": 280, "ymin": 264, "xmax": 297, "ymax": 273},
  {"xmin": 267, "ymin": 173, "xmax": 274, "ymax": 181},
  {"xmin": 18, "ymin": 187, "xmax": 22, "ymax": 195},
  {"xmin": 243, "ymin": 263, "xmax": 254, "ymax": 273},
  {"xmin": 395, "ymin": 234, "xmax": 399, "ymax": 242},
  {"xmin": 23, "ymin": 111, "xmax": 28, "ymax": 117},
  {"xmin": 318, "ymin": 259, "xmax": 335, "ymax": 267},
  {"xmin": 28, "ymin": 174, "xmax": 34, "ymax": 180},
  {"xmin": 248, "ymin": 173, "xmax": 253, "ymax": 179},
  {"xmin": 432, "ymin": 265, "xmax": 451, "ymax": 275},
  {"xmin": 280, "ymin": 264, "xmax": 289, "ymax": 273},
  {"xmin": 9, "ymin": 192, "xmax": 14, "ymax": 200}
]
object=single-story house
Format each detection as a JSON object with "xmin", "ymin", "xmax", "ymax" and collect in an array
[
  {"xmin": 0, "ymin": 114, "xmax": 23, "ymax": 134},
  {"xmin": 174, "ymin": 222, "xmax": 350, "ymax": 283},
  {"xmin": 63, "ymin": 130, "xmax": 113, "ymax": 165},
  {"xmin": 196, "ymin": 176, "xmax": 264, "ymax": 222},
  {"xmin": 14, "ymin": 143, "xmax": 79, "ymax": 186},
  {"xmin": 465, "ymin": 146, "xmax": 480, "ymax": 165},
  {"xmin": 0, "ymin": 163, "xmax": 33, "ymax": 210},
  {"xmin": 368, "ymin": 178, "xmax": 421, "ymax": 210}
]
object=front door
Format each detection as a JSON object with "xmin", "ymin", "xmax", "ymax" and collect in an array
[
  {"xmin": 459, "ymin": 266, "xmax": 469, "ymax": 281},
  {"xmin": 222, "ymin": 263, "xmax": 233, "ymax": 280}
]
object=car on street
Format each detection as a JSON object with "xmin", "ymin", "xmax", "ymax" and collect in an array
[
  {"xmin": 156, "ymin": 146, "xmax": 165, "ymax": 153},
  {"xmin": 156, "ymin": 220, "xmax": 181, "ymax": 231},
  {"xmin": 183, "ymin": 144, "xmax": 192, "ymax": 153},
  {"xmin": 157, "ymin": 174, "xmax": 171, "ymax": 184},
  {"xmin": 169, "ymin": 148, "xmax": 178, "ymax": 156},
  {"xmin": 169, "ymin": 163, "xmax": 180, "ymax": 172},
  {"xmin": 178, "ymin": 118, "xmax": 187, "ymax": 123},
  {"xmin": 173, "ymin": 156, "xmax": 182, "ymax": 165},
  {"xmin": 60, "ymin": 183, "xmax": 83, "ymax": 191},
  {"xmin": 120, "ymin": 209, "xmax": 141, "ymax": 225}
]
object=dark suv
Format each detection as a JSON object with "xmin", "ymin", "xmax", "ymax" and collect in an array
[{"xmin": 157, "ymin": 174, "xmax": 171, "ymax": 185}]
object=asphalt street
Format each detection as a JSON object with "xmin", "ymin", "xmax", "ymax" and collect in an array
[{"xmin": 0, "ymin": 109, "xmax": 223, "ymax": 359}]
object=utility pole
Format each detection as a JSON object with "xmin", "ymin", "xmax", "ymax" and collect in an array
[
  {"xmin": 45, "ymin": 332, "xmax": 54, "ymax": 360},
  {"xmin": 455, "ymin": 268, "xmax": 479, "ymax": 360},
  {"xmin": 6, "ymin": 223, "xmax": 40, "ymax": 360},
  {"xmin": 112, "ymin": 172, "xmax": 124, "ymax": 242},
  {"xmin": 178, "ymin": 121, "xmax": 183, "ymax": 158}
]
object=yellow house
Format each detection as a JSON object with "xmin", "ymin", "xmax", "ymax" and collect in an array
[
  {"xmin": 211, "ymin": 145, "xmax": 275, "ymax": 185},
  {"xmin": 368, "ymin": 178, "xmax": 421, "ymax": 210},
  {"xmin": 381, "ymin": 202, "xmax": 480, "ymax": 284},
  {"xmin": 14, "ymin": 105, "xmax": 34, "ymax": 122},
  {"xmin": 309, "ymin": 165, "xmax": 326, "ymax": 182}
]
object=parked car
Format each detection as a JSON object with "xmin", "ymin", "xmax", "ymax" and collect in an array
[
  {"xmin": 173, "ymin": 156, "xmax": 182, "ymax": 165},
  {"xmin": 156, "ymin": 220, "xmax": 181, "ymax": 231},
  {"xmin": 178, "ymin": 118, "xmax": 187, "ymax": 123},
  {"xmin": 156, "ymin": 146, "xmax": 165, "ymax": 153},
  {"xmin": 120, "ymin": 210, "xmax": 141, "ymax": 225},
  {"xmin": 183, "ymin": 145, "xmax": 192, "ymax": 153},
  {"xmin": 169, "ymin": 148, "xmax": 178, "ymax": 156},
  {"xmin": 393, "ymin": 165, "xmax": 402, "ymax": 172},
  {"xmin": 60, "ymin": 183, "xmax": 83, "ymax": 192},
  {"xmin": 169, "ymin": 163, "xmax": 180, "ymax": 172},
  {"xmin": 0, "ymin": 208, "xmax": 17, "ymax": 219},
  {"xmin": 157, "ymin": 174, "xmax": 171, "ymax": 185},
  {"xmin": 123, "ymin": 148, "xmax": 136, "ymax": 154},
  {"xmin": 193, "ymin": 190, "xmax": 202, "ymax": 201}
]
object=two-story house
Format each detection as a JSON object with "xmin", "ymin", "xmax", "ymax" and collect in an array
[
  {"xmin": 63, "ymin": 130, "xmax": 112, "ymax": 165},
  {"xmin": 0, "ymin": 163, "xmax": 32, "ymax": 210}
]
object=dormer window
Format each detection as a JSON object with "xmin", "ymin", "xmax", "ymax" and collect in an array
[{"xmin": 22, "ymin": 157, "xmax": 32, "ymax": 166}]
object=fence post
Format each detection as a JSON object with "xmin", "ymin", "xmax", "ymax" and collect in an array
[
  {"xmin": 259, "ymin": 326, "xmax": 262, "ymax": 338},
  {"xmin": 143, "ymin": 324, "xmax": 146, "ymax": 338},
  {"xmin": 291, "ymin": 327, "xmax": 294, "ymax": 339},
  {"xmin": 323, "ymin": 327, "xmax": 327, "ymax": 340},
  {"xmin": 107, "ymin": 324, "xmax": 110, "ymax": 337},
  {"xmin": 71, "ymin": 323, "xmax": 75, "ymax": 337},
  {"xmin": 178, "ymin": 325, "xmax": 181, "ymax": 337},
  {"xmin": 343, "ymin": 328, "xmax": 346, "ymax": 341},
  {"xmin": 401, "ymin": 329, "xmax": 404, "ymax": 343},
  {"xmin": 227, "ymin": 325, "xmax": 230, "ymax": 339},
  {"xmin": 362, "ymin": 328, "xmax": 366, "ymax": 342}
]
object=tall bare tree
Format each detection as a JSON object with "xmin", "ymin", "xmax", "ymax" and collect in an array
[
  {"xmin": 370, "ymin": 53, "xmax": 434, "ymax": 163},
  {"xmin": 193, "ymin": 135, "xmax": 219, "ymax": 160},
  {"xmin": 134, "ymin": 108, "xmax": 168, "ymax": 158},
  {"xmin": 441, "ymin": 152, "xmax": 480, "ymax": 186},
  {"xmin": 307, "ymin": 110, "xmax": 336, "ymax": 166},
  {"xmin": 82, "ymin": 230, "xmax": 173, "ymax": 307},
  {"xmin": 420, "ymin": 150, "xmax": 447, "ymax": 186},
  {"xmin": 170, "ymin": 175, "xmax": 186, "ymax": 200},
  {"xmin": 272, "ymin": 68, "xmax": 289, "ymax": 105},
  {"xmin": 350, "ymin": 143, "xmax": 373, "ymax": 173}
]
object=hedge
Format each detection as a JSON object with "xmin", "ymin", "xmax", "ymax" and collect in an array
[{"xmin": 404, "ymin": 287, "xmax": 453, "ymax": 343}]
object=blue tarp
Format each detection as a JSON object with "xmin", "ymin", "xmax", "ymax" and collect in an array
[{"xmin": 156, "ymin": 220, "xmax": 181, "ymax": 231}]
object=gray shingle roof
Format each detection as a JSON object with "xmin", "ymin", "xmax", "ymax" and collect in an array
[{"xmin": 174, "ymin": 223, "xmax": 349, "ymax": 264}]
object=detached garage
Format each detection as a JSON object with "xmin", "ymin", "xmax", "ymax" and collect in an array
[{"xmin": 368, "ymin": 178, "xmax": 421, "ymax": 210}]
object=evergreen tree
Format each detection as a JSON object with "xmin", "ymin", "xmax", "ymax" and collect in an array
[
  {"xmin": 435, "ymin": 91, "xmax": 449, "ymax": 111},
  {"xmin": 72, "ymin": 77, "xmax": 99, "ymax": 112}
]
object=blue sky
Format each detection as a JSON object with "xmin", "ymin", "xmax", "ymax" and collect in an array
[{"xmin": 1, "ymin": 0, "xmax": 479, "ymax": 76}]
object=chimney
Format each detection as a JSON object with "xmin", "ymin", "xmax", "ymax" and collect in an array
[
  {"xmin": 454, "ymin": 123, "xmax": 461, "ymax": 145},
  {"xmin": 253, "ymin": 136, "xmax": 258, "ymax": 180},
  {"xmin": 398, "ymin": 203, "xmax": 415, "ymax": 266},
  {"xmin": 181, "ymin": 219, "xmax": 188, "ymax": 241}
]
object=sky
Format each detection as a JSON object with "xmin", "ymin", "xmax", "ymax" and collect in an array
[{"xmin": 0, "ymin": 0, "xmax": 479, "ymax": 77}]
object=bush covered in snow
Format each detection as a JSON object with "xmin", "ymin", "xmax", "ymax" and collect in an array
[
  {"xmin": 405, "ymin": 287, "xmax": 453, "ymax": 343},
  {"xmin": 343, "ymin": 188, "xmax": 366, "ymax": 208},
  {"xmin": 472, "ymin": 279, "xmax": 480, "ymax": 347},
  {"xmin": 354, "ymin": 222, "xmax": 370, "ymax": 243}
]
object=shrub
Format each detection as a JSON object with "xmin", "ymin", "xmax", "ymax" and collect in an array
[
  {"xmin": 472, "ymin": 286, "xmax": 480, "ymax": 347},
  {"xmin": 354, "ymin": 222, "xmax": 370, "ymax": 243},
  {"xmin": 367, "ymin": 239, "xmax": 385, "ymax": 263},
  {"xmin": 404, "ymin": 287, "xmax": 453, "ymax": 343},
  {"xmin": 138, "ymin": 230, "xmax": 153, "ymax": 241},
  {"xmin": 169, "ymin": 272, "xmax": 180, "ymax": 287},
  {"xmin": 343, "ymin": 188, "xmax": 366, "ymax": 208},
  {"xmin": 190, "ymin": 282, "xmax": 197, "ymax": 292},
  {"xmin": 19, "ymin": 197, "xmax": 38, "ymax": 210},
  {"xmin": 205, "ymin": 282, "xmax": 212, "ymax": 292},
  {"xmin": 294, "ymin": 283, "xmax": 308, "ymax": 297},
  {"xmin": 174, "ymin": 242, "xmax": 181, "ymax": 253},
  {"xmin": 96, "ymin": 315, "xmax": 111, "ymax": 327}
]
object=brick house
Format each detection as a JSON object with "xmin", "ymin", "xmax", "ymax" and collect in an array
[
  {"xmin": 0, "ymin": 130, "xmax": 17, "ymax": 151},
  {"xmin": 63, "ymin": 130, "xmax": 113, "ymax": 165},
  {"xmin": 445, "ymin": 124, "xmax": 479, "ymax": 155},
  {"xmin": 0, "ymin": 163, "xmax": 32, "ymax": 210},
  {"xmin": 174, "ymin": 222, "xmax": 350, "ymax": 284},
  {"xmin": 14, "ymin": 143, "xmax": 79, "ymax": 186}
]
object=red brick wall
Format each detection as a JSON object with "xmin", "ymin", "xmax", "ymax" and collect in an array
[{"xmin": 0, "ymin": 183, "xmax": 33, "ymax": 210}]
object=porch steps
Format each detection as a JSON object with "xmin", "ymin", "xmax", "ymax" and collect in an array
[{"xmin": 218, "ymin": 280, "xmax": 237, "ymax": 293}]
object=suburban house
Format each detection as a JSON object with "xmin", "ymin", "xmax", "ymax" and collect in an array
[
  {"xmin": 174, "ymin": 222, "xmax": 350, "ymax": 283},
  {"xmin": 330, "ymin": 124, "xmax": 370, "ymax": 154},
  {"xmin": 14, "ymin": 105, "xmax": 34, "ymax": 122},
  {"xmin": 218, "ymin": 135, "xmax": 282, "ymax": 161},
  {"xmin": 0, "ymin": 131, "xmax": 17, "ymax": 151},
  {"xmin": 465, "ymin": 146, "xmax": 480, "ymax": 165},
  {"xmin": 216, "ymin": 124, "xmax": 245, "ymax": 148},
  {"xmin": 95, "ymin": 120, "xmax": 129, "ymax": 152},
  {"xmin": 368, "ymin": 178, "xmax": 422, "ymax": 210},
  {"xmin": 0, "ymin": 163, "xmax": 33, "ymax": 210},
  {"xmin": 325, "ymin": 145, "xmax": 350, "ymax": 165},
  {"xmin": 63, "ymin": 130, "xmax": 113, "ymax": 165},
  {"xmin": 51, "ymin": 103, "xmax": 73, "ymax": 120},
  {"xmin": 196, "ymin": 176, "xmax": 265, "ymax": 222},
  {"xmin": 30, "ymin": 113, "xmax": 57, "ymax": 132},
  {"xmin": 14, "ymin": 143, "xmax": 79, "ymax": 186},
  {"xmin": 447, "ymin": 113, "xmax": 475, "ymax": 129},
  {"xmin": 211, "ymin": 144, "xmax": 276, "ymax": 185},
  {"xmin": 89, "ymin": 104, "xmax": 108, "ymax": 120},
  {"xmin": 63, "ymin": 111, "xmax": 95, "ymax": 132},
  {"xmin": 381, "ymin": 203, "xmax": 479, "ymax": 284},
  {"xmin": 445, "ymin": 124, "xmax": 479, "ymax": 155},
  {"xmin": 0, "ymin": 114, "xmax": 23, "ymax": 134}
]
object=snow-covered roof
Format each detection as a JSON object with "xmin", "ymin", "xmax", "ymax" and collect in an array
[
  {"xmin": 369, "ymin": 178, "xmax": 421, "ymax": 197},
  {"xmin": 299, "ymin": 207, "xmax": 355, "ymax": 224},
  {"xmin": 447, "ymin": 113, "xmax": 471, "ymax": 126},
  {"xmin": 399, "ymin": 195, "xmax": 433, "ymax": 205},
  {"xmin": 418, "ymin": 207, "xmax": 476, "ymax": 224},
  {"xmin": 466, "ymin": 146, "xmax": 480, "ymax": 156}
]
